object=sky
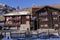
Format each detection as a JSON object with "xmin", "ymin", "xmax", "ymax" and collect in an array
[{"xmin": 0, "ymin": 0, "xmax": 60, "ymax": 8}]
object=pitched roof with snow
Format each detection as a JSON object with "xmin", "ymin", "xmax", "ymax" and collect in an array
[{"xmin": 3, "ymin": 11, "xmax": 31, "ymax": 16}]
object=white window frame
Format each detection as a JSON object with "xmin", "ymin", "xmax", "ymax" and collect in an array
[
  {"xmin": 44, "ymin": 24, "xmax": 48, "ymax": 27},
  {"xmin": 41, "ymin": 18, "xmax": 48, "ymax": 21},
  {"xmin": 39, "ymin": 12, "xmax": 47, "ymax": 16},
  {"xmin": 26, "ymin": 21, "xmax": 30, "ymax": 24},
  {"xmin": 52, "ymin": 12, "xmax": 57, "ymax": 15},
  {"xmin": 54, "ymin": 24, "xmax": 58, "ymax": 27},
  {"xmin": 40, "ymin": 25, "xmax": 44, "ymax": 27},
  {"xmin": 53, "ymin": 17, "xmax": 58, "ymax": 20}
]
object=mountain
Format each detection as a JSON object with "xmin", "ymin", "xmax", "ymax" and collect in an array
[{"xmin": 0, "ymin": 4, "xmax": 16, "ymax": 21}]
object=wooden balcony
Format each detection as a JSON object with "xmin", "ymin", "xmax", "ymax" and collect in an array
[
  {"xmin": 4, "ymin": 23, "xmax": 20, "ymax": 27},
  {"xmin": 8, "ymin": 18, "xmax": 20, "ymax": 21}
]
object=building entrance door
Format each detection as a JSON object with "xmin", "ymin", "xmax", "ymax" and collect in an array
[
  {"xmin": 30, "ymin": 17, "xmax": 37, "ymax": 30},
  {"xmin": 34, "ymin": 19, "xmax": 37, "ymax": 30}
]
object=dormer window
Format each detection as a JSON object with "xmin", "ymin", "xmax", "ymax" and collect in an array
[{"xmin": 6, "ymin": 17, "xmax": 12, "ymax": 21}]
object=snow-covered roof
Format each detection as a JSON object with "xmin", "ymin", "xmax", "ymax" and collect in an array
[{"xmin": 3, "ymin": 11, "xmax": 31, "ymax": 16}]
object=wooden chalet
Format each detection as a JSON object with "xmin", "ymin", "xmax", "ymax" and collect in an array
[
  {"xmin": 3, "ymin": 11, "xmax": 31, "ymax": 30},
  {"xmin": 35, "ymin": 6, "xmax": 60, "ymax": 30}
]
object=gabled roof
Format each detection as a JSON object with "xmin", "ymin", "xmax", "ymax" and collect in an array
[
  {"xmin": 35, "ymin": 5, "xmax": 60, "ymax": 13},
  {"xmin": 16, "ymin": 4, "xmax": 60, "ymax": 13},
  {"xmin": 48, "ymin": 4, "xmax": 60, "ymax": 9},
  {"xmin": 3, "ymin": 11, "xmax": 31, "ymax": 16}
]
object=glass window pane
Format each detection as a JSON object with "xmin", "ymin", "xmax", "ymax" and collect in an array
[
  {"xmin": 39, "ymin": 12, "xmax": 47, "ymax": 16},
  {"xmin": 40, "ymin": 25, "xmax": 44, "ymax": 27},
  {"xmin": 53, "ymin": 17, "xmax": 57, "ymax": 20},
  {"xmin": 41, "ymin": 18, "xmax": 48, "ymax": 21},
  {"xmin": 52, "ymin": 12, "xmax": 57, "ymax": 15},
  {"xmin": 26, "ymin": 16, "xmax": 29, "ymax": 19},
  {"xmin": 44, "ymin": 24, "xmax": 48, "ymax": 27},
  {"xmin": 54, "ymin": 24, "xmax": 58, "ymax": 27}
]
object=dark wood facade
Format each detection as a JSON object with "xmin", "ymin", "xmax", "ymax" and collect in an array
[
  {"xmin": 35, "ymin": 6, "xmax": 60, "ymax": 29},
  {"xmin": 2, "ymin": 5, "xmax": 60, "ymax": 30}
]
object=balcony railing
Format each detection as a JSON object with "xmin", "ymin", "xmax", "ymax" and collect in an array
[
  {"xmin": 7, "ymin": 18, "xmax": 20, "ymax": 21},
  {"xmin": 5, "ymin": 23, "xmax": 20, "ymax": 26}
]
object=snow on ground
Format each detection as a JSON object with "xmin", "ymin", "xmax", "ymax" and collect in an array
[{"xmin": 2, "ymin": 34, "xmax": 13, "ymax": 40}]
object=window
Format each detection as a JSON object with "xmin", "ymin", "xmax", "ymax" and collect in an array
[
  {"xmin": 52, "ymin": 12, "xmax": 57, "ymax": 15},
  {"xmin": 16, "ymin": 16, "xmax": 21, "ymax": 19},
  {"xmin": 26, "ymin": 16, "xmax": 30, "ymax": 19},
  {"xmin": 15, "ymin": 22, "xmax": 21, "ymax": 25},
  {"xmin": 44, "ymin": 24, "xmax": 48, "ymax": 27},
  {"xmin": 6, "ymin": 18, "xmax": 9, "ymax": 21},
  {"xmin": 7, "ymin": 21, "xmax": 12, "ymax": 24},
  {"xmin": 40, "ymin": 25, "xmax": 44, "ymax": 27},
  {"xmin": 14, "ymin": 16, "xmax": 21, "ymax": 20},
  {"xmin": 6, "ymin": 17, "xmax": 12, "ymax": 21},
  {"xmin": 40, "ymin": 24, "xmax": 48, "ymax": 27},
  {"xmin": 18, "ymin": 16, "xmax": 21, "ymax": 19},
  {"xmin": 41, "ymin": 18, "xmax": 48, "ymax": 21},
  {"xmin": 54, "ymin": 24, "xmax": 58, "ymax": 27},
  {"xmin": 53, "ymin": 17, "xmax": 58, "ymax": 20},
  {"xmin": 39, "ymin": 12, "xmax": 47, "ymax": 16}
]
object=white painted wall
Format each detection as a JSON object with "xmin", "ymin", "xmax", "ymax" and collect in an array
[{"xmin": 20, "ymin": 24, "xmax": 30, "ymax": 31}]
